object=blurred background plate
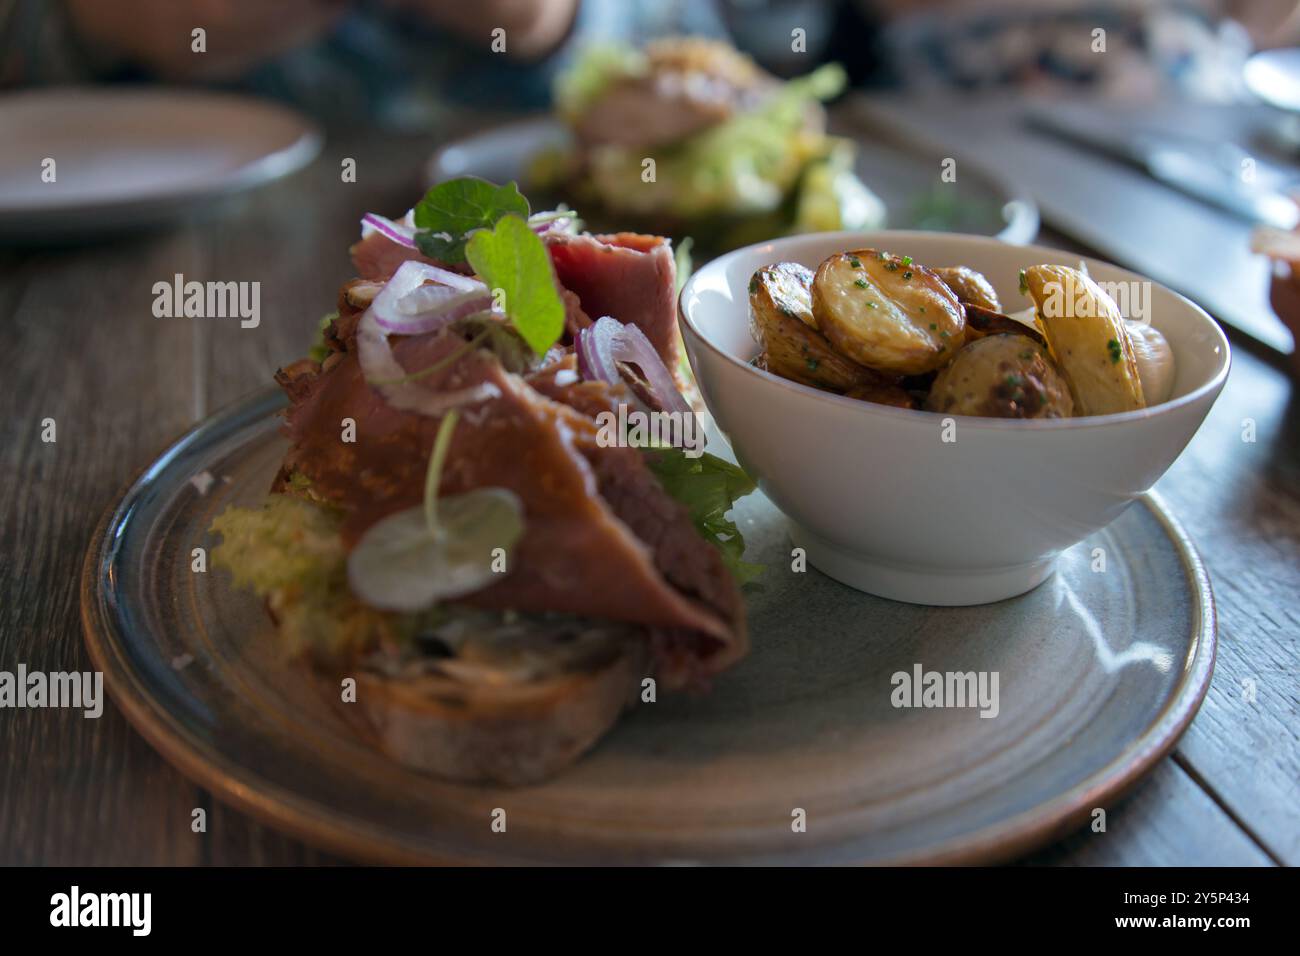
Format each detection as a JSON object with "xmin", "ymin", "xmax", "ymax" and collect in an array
[
  {"xmin": 426, "ymin": 114, "xmax": 1038, "ymax": 248},
  {"xmin": 81, "ymin": 387, "xmax": 1214, "ymax": 865},
  {"xmin": 0, "ymin": 88, "xmax": 321, "ymax": 241}
]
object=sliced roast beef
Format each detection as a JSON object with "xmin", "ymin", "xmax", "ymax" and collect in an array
[
  {"xmin": 528, "ymin": 355, "xmax": 745, "ymax": 682},
  {"xmin": 351, "ymin": 233, "xmax": 437, "ymax": 281},
  {"xmin": 546, "ymin": 232, "xmax": 679, "ymax": 369},
  {"xmin": 277, "ymin": 334, "xmax": 743, "ymax": 686}
]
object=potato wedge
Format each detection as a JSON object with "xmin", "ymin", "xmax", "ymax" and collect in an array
[
  {"xmin": 926, "ymin": 334, "xmax": 1074, "ymax": 419},
  {"xmin": 1023, "ymin": 265, "xmax": 1145, "ymax": 415},
  {"xmin": 933, "ymin": 266, "xmax": 1001, "ymax": 311},
  {"xmin": 812, "ymin": 250, "xmax": 965, "ymax": 376},
  {"xmin": 749, "ymin": 262, "xmax": 879, "ymax": 390}
]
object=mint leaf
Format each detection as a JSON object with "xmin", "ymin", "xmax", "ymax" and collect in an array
[
  {"xmin": 465, "ymin": 214, "xmax": 565, "ymax": 354},
  {"xmin": 413, "ymin": 178, "xmax": 529, "ymax": 264}
]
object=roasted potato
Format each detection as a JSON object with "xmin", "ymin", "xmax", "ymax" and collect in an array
[
  {"xmin": 933, "ymin": 266, "xmax": 1002, "ymax": 312},
  {"xmin": 844, "ymin": 381, "xmax": 918, "ymax": 410},
  {"xmin": 749, "ymin": 262, "xmax": 879, "ymax": 390},
  {"xmin": 811, "ymin": 250, "xmax": 965, "ymax": 376},
  {"xmin": 750, "ymin": 261, "xmax": 816, "ymax": 329},
  {"xmin": 1125, "ymin": 320, "xmax": 1175, "ymax": 406},
  {"xmin": 1023, "ymin": 265, "xmax": 1145, "ymax": 415},
  {"xmin": 926, "ymin": 334, "xmax": 1074, "ymax": 419}
]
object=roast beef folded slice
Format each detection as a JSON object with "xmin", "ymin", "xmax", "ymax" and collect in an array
[
  {"xmin": 528, "ymin": 356, "xmax": 744, "ymax": 648},
  {"xmin": 545, "ymin": 232, "xmax": 679, "ymax": 368},
  {"xmin": 278, "ymin": 335, "xmax": 742, "ymax": 684}
]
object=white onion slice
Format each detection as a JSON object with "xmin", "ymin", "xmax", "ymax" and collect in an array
[
  {"xmin": 528, "ymin": 211, "xmax": 574, "ymax": 235},
  {"xmin": 357, "ymin": 268, "xmax": 499, "ymax": 419},
  {"xmin": 370, "ymin": 260, "xmax": 491, "ymax": 335}
]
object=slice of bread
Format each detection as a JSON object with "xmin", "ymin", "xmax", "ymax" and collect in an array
[
  {"xmin": 353, "ymin": 638, "xmax": 649, "ymax": 786},
  {"xmin": 291, "ymin": 606, "xmax": 653, "ymax": 787}
]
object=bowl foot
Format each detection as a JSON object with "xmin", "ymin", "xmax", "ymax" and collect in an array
[{"xmin": 788, "ymin": 522, "xmax": 1058, "ymax": 606}]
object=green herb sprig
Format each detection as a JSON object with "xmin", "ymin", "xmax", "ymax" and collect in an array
[{"xmin": 413, "ymin": 178, "xmax": 529, "ymax": 264}]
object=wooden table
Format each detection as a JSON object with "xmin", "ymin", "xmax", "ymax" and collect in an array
[{"xmin": 1, "ymin": 132, "xmax": 1295, "ymax": 866}]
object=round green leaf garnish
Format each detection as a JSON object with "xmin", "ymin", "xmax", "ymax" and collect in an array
[{"xmin": 347, "ymin": 488, "xmax": 524, "ymax": 613}]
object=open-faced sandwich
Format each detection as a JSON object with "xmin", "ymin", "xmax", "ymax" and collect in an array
[
  {"xmin": 530, "ymin": 37, "xmax": 885, "ymax": 254},
  {"xmin": 210, "ymin": 178, "xmax": 758, "ymax": 785}
]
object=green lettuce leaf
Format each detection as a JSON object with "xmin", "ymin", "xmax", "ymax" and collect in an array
[
  {"xmin": 307, "ymin": 311, "xmax": 337, "ymax": 364},
  {"xmin": 585, "ymin": 62, "xmax": 849, "ymax": 221},
  {"xmin": 645, "ymin": 448, "xmax": 763, "ymax": 585}
]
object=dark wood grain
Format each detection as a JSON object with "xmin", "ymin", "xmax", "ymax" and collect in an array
[
  {"xmin": 0, "ymin": 128, "xmax": 1293, "ymax": 867},
  {"xmin": 0, "ymin": 234, "xmax": 206, "ymax": 864},
  {"xmin": 1154, "ymin": 345, "xmax": 1300, "ymax": 865},
  {"xmin": 1018, "ymin": 761, "xmax": 1272, "ymax": 866}
]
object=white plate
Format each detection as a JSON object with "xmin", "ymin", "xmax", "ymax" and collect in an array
[{"xmin": 0, "ymin": 87, "xmax": 321, "ymax": 240}]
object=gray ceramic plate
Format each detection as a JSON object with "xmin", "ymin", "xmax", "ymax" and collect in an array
[
  {"xmin": 0, "ymin": 89, "xmax": 321, "ymax": 240},
  {"xmin": 426, "ymin": 115, "xmax": 1039, "ymax": 247},
  {"xmin": 82, "ymin": 388, "xmax": 1214, "ymax": 865}
]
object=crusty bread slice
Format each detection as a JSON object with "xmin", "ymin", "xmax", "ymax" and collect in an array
[
  {"xmin": 351, "ymin": 640, "xmax": 649, "ymax": 786},
  {"xmin": 268, "ymin": 590, "xmax": 653, "ymax": 787}
]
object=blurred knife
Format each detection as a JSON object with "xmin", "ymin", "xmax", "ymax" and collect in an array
[{"xmin": 1026, "ymin": 108, "xmax": 1299, "ymax": 230}]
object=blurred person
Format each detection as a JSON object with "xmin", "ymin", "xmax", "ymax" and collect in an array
[
  {"xmin": 0, "ymin": 0, "xmax": 728, "ymax": 126},
  {"xmin": 821, "ymin": 0, "xmax": 1297, "ymax": 101}
]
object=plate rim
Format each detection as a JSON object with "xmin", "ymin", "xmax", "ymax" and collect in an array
[
  {"xmin": 80, "ymin": 387, "xmax": 1217, "ymax": 866},
  {"xmin": 0, "ymin": 87, "xmax": 322, "ymax": 223}
]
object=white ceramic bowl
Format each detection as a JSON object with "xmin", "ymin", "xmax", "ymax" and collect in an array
[{"xmin": 679, "ymin": 231, "xmax": 1230, "ymax": 605}]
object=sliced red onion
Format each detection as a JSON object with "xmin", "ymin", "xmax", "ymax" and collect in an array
[
  {"xmin": 357, "ymin": 305, "xmax": 499, "ymax": 417},
  {"xmin": 371, "ymin": 260, "xmax": 491, "ymax": 335},
  {"xmin": 529, "ymin": 215, "xmax": 573, "ymax": 236},
  {"xmin": 577, "ymin": 316, "xmax": 692, "ymax": 418},
  {"xmin": 575, "ymin": 314, "xmax": 618, "ymax": 382},
  {"xmin": 361, "ymin": 212, "xmax": 417, "ymax": 248}
]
